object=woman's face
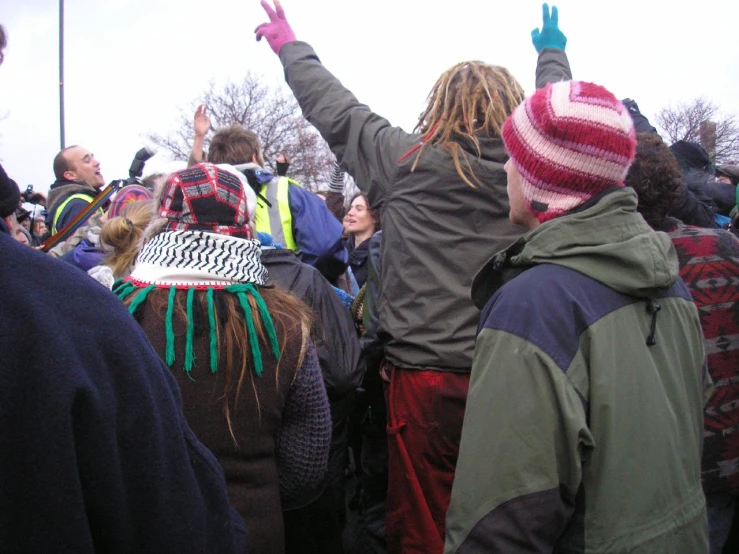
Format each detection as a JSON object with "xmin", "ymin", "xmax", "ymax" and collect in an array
[
  {"xmin": 34, "ymin": 219, "xmax": 47, "ymax": 236},
  {"xmin": 346, "ymin": 196, "xmax": 375, "ymax": 236}
]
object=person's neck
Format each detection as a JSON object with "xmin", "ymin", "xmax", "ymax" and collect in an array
[{"xmin": 353, "ymin": 229, "xmax": 374, "ymax": 247}]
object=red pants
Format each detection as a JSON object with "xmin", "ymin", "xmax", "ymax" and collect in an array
[{"xmin": 383, "ymin": 362, "xmax": 470, "ymax": 554}]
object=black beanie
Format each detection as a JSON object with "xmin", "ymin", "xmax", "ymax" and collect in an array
[
  {"xmin": 0, "ymin": 163, "xmax": 21, "ymax": 218},
  {"xmin": 670, "ymin": 141, "xmax": 713, "ymax": 173}
]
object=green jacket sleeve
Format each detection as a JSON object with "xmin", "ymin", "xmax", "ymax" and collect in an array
[
  {"xmin": 535, "ymin": 48, "xmax": 572, "ymax": 89},
  {"xmin": 279, "ymin": 42, "xmax": 415, "ymax": 206},
  {"xmin": 444, "ymin": 328, "xmax": 593, "ymax": 553}
]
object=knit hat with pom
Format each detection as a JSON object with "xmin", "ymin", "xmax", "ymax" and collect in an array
[{"xmin": 502, "ymin": 80, "xmax": 637, "ymax": 223}]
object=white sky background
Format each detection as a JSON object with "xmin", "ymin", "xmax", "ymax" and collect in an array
[{"xmin": 1, "ymin": 0, "xmax": 738, "ymax": 194}]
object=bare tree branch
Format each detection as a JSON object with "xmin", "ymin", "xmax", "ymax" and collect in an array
[
  {"xmin": 655, "ymin": 97, "xmax": 739, "ymax": 164},
  {"xmin": 146, "ymin": 73, "xmax": 333, "ymax": 191}
]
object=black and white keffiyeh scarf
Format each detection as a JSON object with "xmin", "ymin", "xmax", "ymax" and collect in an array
[
  {"xmin": 129, "ymin": 230, "xmax": 268, "ymax": 288},
  {"xmin": 115, "ymin": 230, "xmax": 277, "ymax": 377}
]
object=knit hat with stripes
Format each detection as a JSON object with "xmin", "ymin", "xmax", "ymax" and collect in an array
[{"xmin": 502, "ymin": 80, "xmax": 636, "ymax": 223}]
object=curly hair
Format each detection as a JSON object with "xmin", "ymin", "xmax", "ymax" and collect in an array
[
  {"xmin": 410, "ymin": 62, "xmax": 525, "ymax": 188},
  {"xmin": 349, "ymin": 192, "xmax": 381, "ymax": 233},
  {"xmin": 625, "ymin": 132, "xmax": 682, "ymax": 231}
]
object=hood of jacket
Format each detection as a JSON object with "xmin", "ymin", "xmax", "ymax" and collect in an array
[
  {"xmin": 47, "ymin": 179, "xmax": 98, "ymax": 213},
  {"xmin": 472, "ymin": 188, "xmax": 679, "ymax": 309}
]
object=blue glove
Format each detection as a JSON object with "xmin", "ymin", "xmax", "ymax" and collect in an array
[{"xmin": 531, "ymin": 4, "xmax": 567, "ymax": 53}]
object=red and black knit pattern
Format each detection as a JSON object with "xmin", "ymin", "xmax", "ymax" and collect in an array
[
  {"xmin": 159, "ymin": 163, "xmax": 252, "ymax": 238},
  {"xmin": 667, "ymin": 220, "xmax": 739, "ymax": 494}
]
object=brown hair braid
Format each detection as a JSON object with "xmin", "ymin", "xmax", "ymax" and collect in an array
[{"xmin": 411, "ymin": 62, "xmax": 525, "ymax": 188}]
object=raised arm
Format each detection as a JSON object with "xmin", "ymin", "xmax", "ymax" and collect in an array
[
  {"xmin": 532, "ymin": 4, "xmax": 572, "ymax": 88},
  {"xmin": 255, "ymin": 0, "xmax": 412, "ymax": 205},
  {"xmin": 188, "ymin": 104, "xmax": 210, "ymax": 167}
]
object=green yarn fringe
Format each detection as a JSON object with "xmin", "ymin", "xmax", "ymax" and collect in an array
[
  {"xmin": 225, "ymin": 284, "xmax": 280, "ymax": 359},
  {"xmin": 249, "ymin": 287, "xmax": 281, "ymax": 359},
  {"xmin": 235, "ymin": 291, "xmax": 264, "ymax": 377},
  {"xmin": 165, "ymin": 285, "xmax": 176, "ymax": 366},
  {"xmin": 112, "ymin": 281, "xmax": 278, "ymax": 381},
  {"xmin": 206, "ymin": 288, "xmax": 218, "ymax": 374},
  {"xmin": 127, "ymin": 284, "xmax": 156, "ymax": 317},
  {"xmin": 115, "ymin": 281, "xmax": 137, "ymax": 302},
  {"xmin": 184, "ymin": 288, "xmax": 196, "ymax": 379},
  {"xmin": 112, "ymin": 278, "xmax": 127, "ymax": 294}
]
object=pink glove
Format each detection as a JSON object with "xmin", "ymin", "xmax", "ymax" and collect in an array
[{"xmin": 255, "ymin": 0, "xmax": 297, "ymax": 55}]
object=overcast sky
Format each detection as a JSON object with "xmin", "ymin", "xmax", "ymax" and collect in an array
[{"xmin": 2, "ymin": 0, "xmax": 738, "ymax": 194}]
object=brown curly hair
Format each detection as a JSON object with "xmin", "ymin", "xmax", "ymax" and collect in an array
[{"xmin": 625, "ymin": 132, "xmax": 682, "ymax": 231}]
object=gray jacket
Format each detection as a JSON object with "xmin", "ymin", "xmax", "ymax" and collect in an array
[{"xmin": 279, "ymin": 44, "xmax": 571, "ymax": 371}]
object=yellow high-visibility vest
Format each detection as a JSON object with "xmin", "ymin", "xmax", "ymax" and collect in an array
[
  {"xmin": 51, "ymin": 193, "xmax": 102, "ymax": 235},
  {"xmin": 255, "ymin": 177, "xmax": 301, "ymax": 251}
]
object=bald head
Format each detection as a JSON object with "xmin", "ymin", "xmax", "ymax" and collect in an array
[{"xmin": 53, "ymin": 146, "xmax": 105, "ymax": 188}]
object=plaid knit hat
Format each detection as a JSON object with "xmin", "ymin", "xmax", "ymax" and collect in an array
[
  {"xmin": 108, "ymin": 185, "xmax": 152, "ymax": 218},
  {"xmin": 502, "ymin": 80, "xmax": 637, "ymax": 223},
  {"xmin": 158, "ymin": 163, "xmax": 257, "ymax": 239}
]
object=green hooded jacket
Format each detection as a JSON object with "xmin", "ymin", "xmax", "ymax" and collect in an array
[{"xmin": 445, "ymin": 188, "xmax": 711, "ymax": 553}]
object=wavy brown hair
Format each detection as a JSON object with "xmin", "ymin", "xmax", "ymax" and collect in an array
[
  {"xmin": 411, "ymin": 62, "xmax": 525, "ymax": 188},
  {"xmin": 349, "ymin": 193, "xmax": 381, "ymax": 233},
  {"xmin": 125, "ymin": 285, "xmax": 311, "ymax": 443},
  {"xmin": 100, "ymin": 200, "xmax": 155, "ymax": 278},
  {"xmin": 625, "ymin": 132, "xmax": 682, "ymax": 231}
]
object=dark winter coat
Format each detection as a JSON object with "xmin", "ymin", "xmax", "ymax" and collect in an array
[
  {"xmin": 0, "ymin": 234, "xmax": 246, "ymax": 553},
  {"xmin": 261, "ymin": 246, "xmax": 362, "ymax": 397},
  {"xmin": 345, "ymin": 235, "xmax": 371, "ymax": 289},
  {"xmin": 278, "ymin": 44, "xmax": 571, "ymax": 371},
  {"xmin": 45, "ymin": 179, "xmax": 98, "ymax": 234}
]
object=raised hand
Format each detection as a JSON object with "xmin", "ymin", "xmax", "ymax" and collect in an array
[
  {"xmin": 255, "ymin": 0, "xmax": 297, "ymax": 55},
  {"xmin": 194, "ymin": 104, "xmax": 211, "ymax": 138},
  {"xmin": 531, "ymin": 3, "xmax": 567, "ymax": 54}
]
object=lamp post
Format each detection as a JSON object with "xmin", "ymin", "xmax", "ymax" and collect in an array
[{"xmin": 59, "ymin": 0, "xmax": 65, "ymax": 150}]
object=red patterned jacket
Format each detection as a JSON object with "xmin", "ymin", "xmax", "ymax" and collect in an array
[{"xmin": 666, "ymin": 218, "xmax": 739, "ymax": 494}]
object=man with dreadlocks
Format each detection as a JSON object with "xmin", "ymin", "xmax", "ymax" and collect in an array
[{"xmin": 256, "ymin": 3, "xmax": 571, "ymax": 552}]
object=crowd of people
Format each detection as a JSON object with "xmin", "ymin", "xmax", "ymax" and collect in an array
[{"xmin": 2, "ymin": 2, "xmax": 739, "ymax": 553}]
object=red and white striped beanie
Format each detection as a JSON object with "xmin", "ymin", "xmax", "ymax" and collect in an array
[{"xmin": 502, "ymin": 80, "xmax": 637, "ymax": 223}]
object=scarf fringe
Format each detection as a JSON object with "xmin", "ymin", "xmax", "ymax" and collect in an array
[{"xmin": 118, "ymin": 278, "xmax": 279, "ymax": 379}]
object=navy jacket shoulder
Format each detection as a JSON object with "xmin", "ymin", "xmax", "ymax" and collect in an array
[
  {"xmin": 0, "ymin": 234, "xmax": 245, "ymax": 553},
  {"xmin": 479, "ymin": 264, "xmax": 691, "ymax": 374},
  {"xmin": 287, "ymin": 182, "xmax": 348, "ymax": 282}
]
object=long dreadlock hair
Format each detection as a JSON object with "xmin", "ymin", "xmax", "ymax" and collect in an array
[{"xmin": 409, "ymin": 62, "xmax": 525, "ymax": 188}]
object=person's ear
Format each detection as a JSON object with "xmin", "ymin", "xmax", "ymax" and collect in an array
[{"xmin": 63, "ymin": 169, "xmax": 77, "ymax": 181}]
